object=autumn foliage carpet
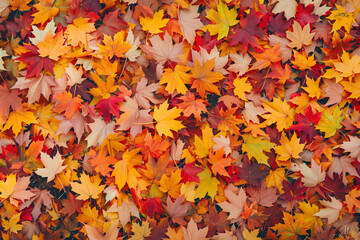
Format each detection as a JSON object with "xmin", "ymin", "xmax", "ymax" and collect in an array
[{"xmin": 1, "ymin": 0, "xmax": 360, "ymax": 239}]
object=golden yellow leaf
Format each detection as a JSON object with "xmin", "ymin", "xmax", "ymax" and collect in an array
[
  {"xmin": 265, "ymin": 168, "xmax": 287, "ymax": 194},
  {"xmin": 98, "ymin": 31, "xmax": 132, "ymax": 58},
  {"xmin": 206, "ymin": 1, "xmax": 239, "ymax": 40},
  {"xmin": 70, "ymin": 173, "xmax": 105, "ymax": 200},
  {"xmin": 139, "ymin": 9, "xmax": 169, "ymax": 34},
  {"xmin": 160, "ymin": 65, "xmax": 192, "ymax": 95},
  {"xmin": 32, "ymin": 0, "xmax": 59, "ymax": 25},
  {"xmin": 233, "ymin": 77, "xmax": 251, "ymax": 101},
  {"xmin": 153, "ymin": 101, "xmax": 184, "ymax": 138},
  {"xmin": 2, "ymin": 110, "xmax": 38, "ymax": 136},
  {"xmin": 65, "ymin": 17, "xmax": 95, "ymax": 47},
  {"xmin": 261, "ymin": 97, "xmax": 295, "ymax": 131}
]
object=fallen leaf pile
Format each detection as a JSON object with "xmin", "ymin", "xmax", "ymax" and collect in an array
[{"xmin": 1, "ymin": 0, "xmax": 360, "ymax": 239}]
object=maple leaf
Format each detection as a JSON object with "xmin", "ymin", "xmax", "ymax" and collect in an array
[
  {"xmin": 274, "ymin": 133, "xmax": 305, "ymax": 162},
  {"xmin": 208, "ymin": 148, "xmax": 232, "ymax": 177},
  {"xmin": 327, "ymin": 4, "xmax": 356, "ymax": 33},
  {"xmin": 107, "ymin": 200, "xmax": 140, "ymax": 227},
  {"xmin": 247, "ymin": 182, "xmax": 279, "ymax": 207},
  {"xmin": 20, "ymin": 188, "xmax": 54, "ymax": 220},
  {"xmin": 31, "ymin": 0, "xmax": 59, "ymax": 25},
  {"xmin": 294, "ymin": 201, "xmax": 322, "ymax": 229},
  {"xmin": 59, "ymin": 192, "xmax": 82, "ymax": 216},
  {"xmin": 261, "ymin": 97, "xmax": 295, "ymax": 131},
  {"xmin": 163, "ymin": 195, "xmax": 191, "ymax": 225},
  {"xmin": 52, "ymin": 91, "xmax": 83, "ymax": 120},
  {"xmin": 140, "ymin": 9, "xmax": 169, "ymax": 34},
  {"xmin": 229, "ymin": 9, "xmax": 263, "ymax": 53},
  {"xmin": 190, "ymin": 58, "xmax": 223, "ymax": 98},
  {"xmin": 206, "ymin": 1, "xmax": 239, "ymax": 40},
  {"xmin": 98, "ymin": 31, "xmax": 132, "ymax": 58},
  {"xmin": 159, "ymin": 170, "xmax": 182, "ymax": 198},
  {"xmin": 195, "ymin": 167, "xmax": 220, "ymax": 200},
  {"xmin": 217, "ymin": 185, "xmax": 247, "ymax": 220},
  {"xmin": 160, "ymin": 64, "xmax": 191, "ymax": 95},
  {"xmin": 242, "ymin": 134, "xmax": 275, "ymax": 166},
  {"xmin": 37, "ymin": 31, "xmax": 70, "ymax": 61},
  {"xmin": 64, "ymin": 17, "xmax": 95, "ymax": 47},
  {"xmin": 153, "ymin": 100, "xmax": 184, "ymax": 138},
  {"xmin": 2, "ymin": 212, "xmax": 22, "ymax": 234},
  {"xmin": 181, "ymin": 218, "xmax": 209, "ymax": 240},
  {"xmin": 286, "ymin": 21, "xmax": 315, "ymax": 49},
  {"xmin": 290, "ymin": 106, "xmax": 322, "ymax": 142},
  {"xmin": 70, "ymin": 173, "xmax": 105, "ymax": 200},
  {"xmin": 299, "ymin": 159, "xmax": 326, "ymax": 187},
  {"xmin": 233, "ymin": 76, "xmax": 252, "ymax": 101},
  {"xmin": 12, "ymin": 72, "xmax": 57, "ymax": 105},
  {"xmin": 65, "ymin": 63, "xmax": 85, "ymax": 87},
  {"xmin": 130, "ymin": 221, "xmax": 152, "ymax": 240},
  {"xmin": 178, "ymin": 94, "xmax": 207, "ymax": 121},
  {"xmin": 328, "ymin": 155, "xmax": 359, "ymax": 185},
  {"xmin": 2, "ymin": 110, "xmax": 37, "ymax": 136},
  {"xmin": 85, "ymin": 220, "xmax": 119, "ymax": 240},
  {"xmin": 88, "ymin": 147, "xmax": 117, "ymax": 177},
  {"xmin": 314, "ymin": 196, "xmax": 343, "ymax": 224},
  {"xmin": 86, "ymin": 117, "xmax": 115, "ymax": 147},
  {"xmin": 242, "ymin": 102, "xmax": 267, "ymax": 124},
  {"xmin": 111, "ymin": 149, "xmax": 142, "ymax": 190},
  {"xmin": 133, "ymin": 78, "xmax": 161, "ymax": 109},
  {"xmin": 35, "ymin": 152, "xmax": 67, "ymax": 182},
  {"xmin": 96, "ymin": 96, "xmax": 121, "ymax": 123},
  {"xmin": 194, "ymin": 123, "xmax": 215, "ymax": 158},
  {"xmin": 0, "ymin": 174, "xmax": 35, "ymax": 207},
  {"xmin": 227, "ymin": 53, "xmax": 252, "ymax": 76},
  {"xmin": 0, "ymin": 86, "xmax": 22, "ymax": 118},
  {"xmin": 341, "ymin": 135, "xmax": 360, "ymax": 159},
  {"xmin": 345, "ymin": 188, "xmax": 360, "ymax": 213},
  {"xmin": 266, "ymin": 168, "xmax": 287, "ymax": 194},
  {"xmin": 272, "ymin": 212, "xmax": 311, "ymax": 240},
  {"xmin": 178, "ymin": 5, "xmax": 204, "ymax": 44},
  {"xmin": 315, "ymin": 106, "xmax": 344, "ymax": 138},
  {"xmin": 249, "ymin": 44, "xmax": 282, "ymax": 71},
  {"xmin": 141, "ymin": 32, "xmax": 183, "ymax": 65}
]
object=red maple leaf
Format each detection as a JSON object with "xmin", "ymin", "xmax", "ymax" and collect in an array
[
  {"xmin": 230, "ymin": 10, "xmax": 263, "ymax": 53},
  {"xmin": 181, "ymin": 162, "xmax": 203, "ymax": 183},
  {"xmin": 140, "ymin": 197, "xmax": 164, "ymax": 218},
  {"xmin": 95, "ymin": 96, "xmax": 121, "ymax": 123},
  {"xmin": 290, "ymin": 106, "xmax": 322, "ymax": 143},
  {"xmin": 16, "ymin": 45, "xmax": 54, "ymax": 78}
]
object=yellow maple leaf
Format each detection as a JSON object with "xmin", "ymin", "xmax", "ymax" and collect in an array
[
  {"xmin": 233, "ymin": 77, "xmax": 252, "ymax": 101},
  {"xmin": 275, "ymin": 133, "xmax": 305, "ymax": 162},
  {"xmin": 2, "ymin": 213, "xmax": 22, "ymax": 234},
  {"xmin": 242, "ymin": 134, "xmax": 275, "ymax": 166},
  {"xmin": 153, "ymin": 101, "xmax": 184, "ymax": 138},
  {"xmin": 243, "ymin": 228, "xmax": 261, "ymax": 240},
  {"xmin": 294, "ymin": 202, "xmax": 323, "ymax": 229},
  {"xmin": 0, "ymin": 173, "xmax": 16, "ymax": 200},
  {"xmin": 315, "ymin": 106, "xmax": 344, "ymax": 138},
  {"xmin": 327, "ymin": 4, "xmax": 356, "ymax": 33},
  {"xmin": 111, "ymin": 149, "xmax": 143, "ymax": 191},
  {"xmin": 158, "ymin": 170, "xmax": 182, "ymax": 198},
  {"xmin": 272, "ymin": 212, "xmax": 311, "ymax": 239},
  {"xmin": 194, "ymin": 123, "xmax": 215, "ymax": 158},
  {"xmin": 130, "ymin": 221, "xmax": 152, "ymax": 240},
  {"xmin": 89, "ymin": 71, "xmax": 118, "ymax": 104},
  {"xmin": 2, "ymin": 110, "xmax": 38, "ymax": 136},
  {"xmin": 98, "ymin": 31, "xmax": 132, "ymax": 58},
  {"xmin": 194, "ymin": 167, "xmax": 220, "ymax": 200},
  {"xmin": 261, "ymin": 97, "xmax": 295, "ymax": 131},
  {"xmin": 291, "ymin": 50, "xmax": 316, "ymax": 71},
  {"xmin": 37, "ymin": 31, "xmax": 70, "ymax": 61},
  {"xmin": 70, "ymin": 173, "xmax": 105, "ymax": 200},
  {"xmin": 302, "ymin": 76, "xmax": 321, "ymax": 99},
  {"xmin": 286, "ymin": 21, "xmax": 315, "ymax": 49},
  {"xmin": 140, "ymin": 9, "xmax": 169, "ymax": 34},
  {"xmin": 160, "ymin": 65, "xmax": 192, "ymax": 95},
  {"xmin": 333, "ymin": 51, "xmax": 360, "ymax": 81},
  {"xmin": 266, "ymin": 168, "xmax": 286, "ymax": 194},
  {"xmin": 190, "ymin": 58, "xmax": 223, "ymax": 98},
  {"xmin": 65, "ymin": 17, "xmax": 95, "ymax": 47},
  {"xmin": 32, "ymin": 0, "xmax": 59, "ymax": 25},
  {"xmin": 206, "ymin": 1, "xmax": 239, "ymax": 40}
]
